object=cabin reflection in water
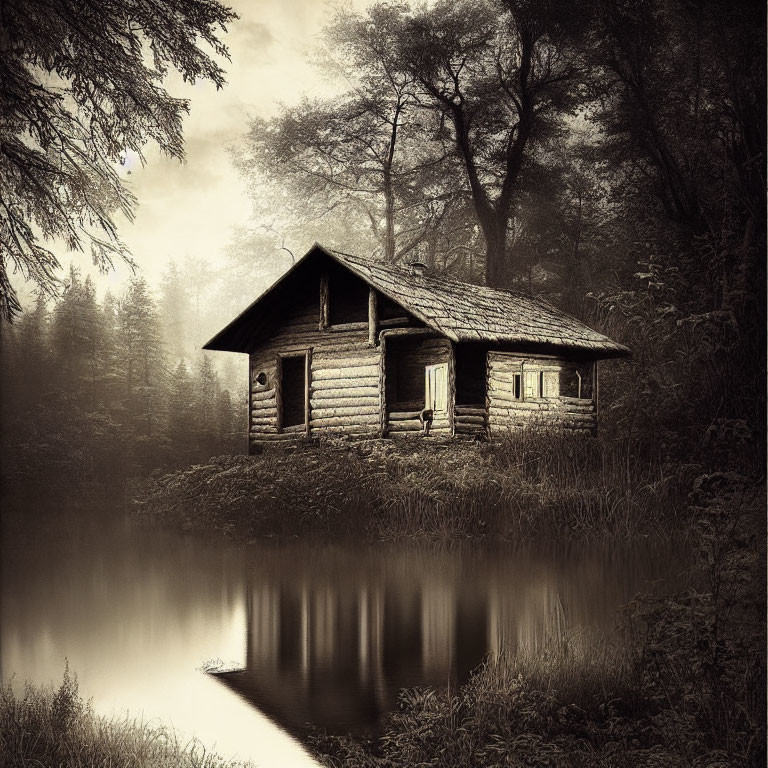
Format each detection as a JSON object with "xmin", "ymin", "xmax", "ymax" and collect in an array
[{"xmin": 211, "ymin": 561, "xmax": 571, "ymax": 735}]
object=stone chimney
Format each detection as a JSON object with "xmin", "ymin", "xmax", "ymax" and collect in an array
[{"xmin": 409, "ymin": 261, "xmax": 428, "ymax": 277}]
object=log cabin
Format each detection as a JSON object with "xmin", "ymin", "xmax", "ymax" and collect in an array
[{"xmin": 204, "ymin": 243, "xmax": 630, "ymax": 449}]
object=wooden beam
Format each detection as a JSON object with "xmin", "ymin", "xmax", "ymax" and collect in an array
[
  {"xmin": 368, "ymin": 288, "xmax": 378, "ymax": 347},
  {"xmin": 305, "ymin": 348, "xmax": 312, "ymax": 438},
  {"xmin": 378, "ymin": 327, "xmax": 438, "ymax": 339},
  {"xmin": 388, "ymin": 410, "xmax": 422, "ymax": 421},
  {"xmin": 448, "ymin": 341, "xmax": 456, "ymax": 437},
  {"xmin": 311, "ymin": 377, "xmax": 380, "ymax": 391},
  {"xmin": 485, "ymin": 350, "xmax": 491, "ymax": 440},
  {"xmin": 319, "ymin": 273, "xmax": 329, "ymax": 329},
  {"xmin": 310, "ymin": 414, "xmax": 380, "ymax": 427},
  {"xmin": 310, "ymin": 395, "xmax": 379, "ymax": 408},
  {"xmin": 311, "ymin": 384, "xmax": 380, "ymax": 398},
  {"xmin": 274, "ymin": 354, "xmax": 283, "ymax": 433},
  {"xmin": 378, "ymin": 317, "xmax": 412, "ymax": 328},
  {"xmin": 328, "ymin": 321, "xmax": 368, "ymax": 333},
  {"xmin": 379, "ymin": 334, "xmax": 388, "ymax": 437},
  {"xmin": 313, "ymin": 364, "xmax": 380, "ymax": 380}
]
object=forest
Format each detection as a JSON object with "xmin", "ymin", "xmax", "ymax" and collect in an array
[{"xmin": 0, "ymin": 265, "xmax": 247, "ymax": 487}]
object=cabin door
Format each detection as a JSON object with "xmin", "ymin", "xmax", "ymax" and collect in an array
[
  {"xmin": 425, "ymin": 363, "xmax": 448, "ymax": 414},
  {"xmin": 279, "ymin": 353, "xmax": 308, "ymax": 431}
]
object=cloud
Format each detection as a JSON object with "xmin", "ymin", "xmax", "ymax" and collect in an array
[{"xmin": 230, "ymin": 17, "xmax": 275, "ymax": 64}]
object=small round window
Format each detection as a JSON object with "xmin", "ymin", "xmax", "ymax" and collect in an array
[{"xmin": 255, "ymin": 371, "xmax": 268, "ymax": 387}]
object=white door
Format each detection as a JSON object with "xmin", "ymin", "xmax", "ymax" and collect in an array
[{"xmin": 425, "ymin": 363, "xmax": 448, "ymax": 413}]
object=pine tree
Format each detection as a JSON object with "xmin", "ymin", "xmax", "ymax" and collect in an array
[
  {"xmin": 117, "ymin": 277, "xmax": 165, "ymax": 441},
  {"xmin": 193, "ymin": 352, "xmax": 219, "ymax": 456},
  {"xmin": 166, "ymin": 360, "xmax": 196, "ymax": 464},
  {"xmin": 160, "ymin": 262, "xmax": 191, "ymax": 362}
]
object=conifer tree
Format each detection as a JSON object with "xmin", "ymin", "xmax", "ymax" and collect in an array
[
  {"xmin": 117, "ymin": 277, "xmax": 165, "ymax": 442},
  {"xmin": 160, "ymin": 262, "xmax": 191, "ymax": 362}
]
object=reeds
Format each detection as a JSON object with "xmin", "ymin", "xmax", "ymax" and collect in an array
[
  {"xmin": 0, "ymin": 667, "xmax": 252, "ymax": 768},
  {"xmin": 310, "ymin": 481, "xmax": 765, "ymax": 767},
  {"xmin": 313, "ymin": 615, "xmax": 764, "ymax": 767}
]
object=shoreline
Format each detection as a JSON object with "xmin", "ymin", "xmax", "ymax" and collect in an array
[{"xmin": 129, "ymin": 434, "xmax": 698, "ymax": 544}]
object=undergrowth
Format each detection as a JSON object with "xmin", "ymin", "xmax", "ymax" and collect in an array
[
  {"xmin": 132, "ymin": 431, "xmax": 695, "ymax": 542},
  {"xmin": 310, "ymin": 475, "xmax": 765, "ymax": 767},
  {"xmin": 0, "ymin": 667, "xmax": 252, "ymax": 768}
]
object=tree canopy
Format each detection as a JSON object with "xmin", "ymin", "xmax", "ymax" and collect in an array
[{"xmin": 0, "ymin": 0, "xmax": 236, "ymax": 320}]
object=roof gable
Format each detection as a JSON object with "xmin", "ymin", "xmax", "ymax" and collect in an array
[{"xmin": 204, "ymin": 243, "xmax": 630, "ymax": 357}]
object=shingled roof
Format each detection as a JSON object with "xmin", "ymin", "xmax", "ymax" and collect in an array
[{"xmin": 204, "ymin": 243, "xmax": 630, "ymax": 357}]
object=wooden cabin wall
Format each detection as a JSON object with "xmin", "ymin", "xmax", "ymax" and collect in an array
[
  {"xmin": 487, "ymin": 352, "xmax": 596, "ymax": 435},
  {"xmin": 249, "ymin": 290, "xmax": 382, "ymax": 445},
  {"xmin": 385, "ymin": 336, "xmax": 452, "ymax": 436}
]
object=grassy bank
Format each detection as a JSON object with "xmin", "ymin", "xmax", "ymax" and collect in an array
[
  {"xmin": 0, "ymin": 669, "xmax": 252, "ymax": 768},
  {"xmin": 311, "ymin": 479, "xmax": 765, "ymax": 766},
  {"xmin": 132, "ymin": 432, "xmax": 695, "ymax": 541}
]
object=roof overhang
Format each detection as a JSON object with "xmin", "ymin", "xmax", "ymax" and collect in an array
[{"xmin": 203, "ymin": 243, "xmax": 630, "ymax": 359}]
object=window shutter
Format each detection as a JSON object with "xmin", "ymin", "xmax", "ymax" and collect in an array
[
  {"xmin": 425, "ymin": 363, "xmax": 449, "ymax": 413},
  {"xmin": 543, "ymin": 370, "xmax": 559, "ymax": 398},
  {"xmin": 524, "ymin": 370, "xmax": 539, "ymax": 399}
]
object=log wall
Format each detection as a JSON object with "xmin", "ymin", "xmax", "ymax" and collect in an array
[
  {"xmin": 246, "ymin": 277, "xmax": 599, "ymax": 445},
  {"xmin": 487, "ymin": 352, "xmax": 596, "ymax": 436},
  {"xmin": 455, "ymin": 405, "xmax": 487, "ymax": 438},
  {"xmin": 249, "ymin": 292, "xmax": 383, "ymax": 446},
  {"xmin": 385, "ymin": 336, "xmax": 452, "ymax": 436}
]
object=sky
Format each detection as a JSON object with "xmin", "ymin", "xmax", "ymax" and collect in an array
[{"xmin": 48, "ymin": 0, "xmax": 354, "ymax": 301}]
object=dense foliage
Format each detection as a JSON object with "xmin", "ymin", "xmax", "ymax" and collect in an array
[
  {"xmin": 133, "ymin": 433, "xmax": 694, "ymax": 542},
  {"xmin": 0, "ymin": 0, "xmax": 236, "ymax": 320},
  {"xmin": 228, "ymin": 0, "xmax": 768, "ymax": 482},
  {"xmin": 0, "ymin": 266, "xmax": 245, "ymax": 488}
]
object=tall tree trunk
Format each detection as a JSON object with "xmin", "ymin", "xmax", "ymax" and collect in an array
[
  {"xmin": 383, "ymin": 101, "xmax": 403, "ymax": 263},
  {"xmin": 383, "ymin": 167, "xmax": 396, "ymax": 262},
  {"xmin": 481, "ymin": 214, "xmax": 508, "ymax": 288}
]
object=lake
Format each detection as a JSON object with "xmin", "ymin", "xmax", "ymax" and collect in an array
[{"xmin": 1, "ymin": 496, "xmax": 692, "ymax": 764}]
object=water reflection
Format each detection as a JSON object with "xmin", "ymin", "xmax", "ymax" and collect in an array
[
  {"xmin": 2, "ymin": 501, "xmax": 690, "ymax": 753},
  {"xmin": 212, "ymin": 542, "xmax": 690, "ymax": 735},
  {"xmin": 1, "ymin": 504, "xmax": 316, "ymax": 766}
]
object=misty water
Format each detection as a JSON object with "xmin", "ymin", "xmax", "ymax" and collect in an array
[{"xmin": 2, "ymin": 497, "xmax": 693, "ymax": 765}]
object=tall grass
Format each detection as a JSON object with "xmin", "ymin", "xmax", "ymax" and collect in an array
[
  {"xmin": 0, "ymin": 667, "xmax": 253, "ymax": 768},
  {"xmin": 310, "ymin": 476, "xmax": 765, "ymax": 767},
  {"xmin": 132, "ymin": 431, "xmax": 693, "ymax": 542}
]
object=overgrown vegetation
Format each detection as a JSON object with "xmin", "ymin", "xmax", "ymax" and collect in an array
[
  {"xmin": 133, "ymin": 430, "xmax": 699, "ymax": 542},
  {"xmin": 0, "ymin": 667, "xmax": 252, "ymax": 768},
  {"xmin": 310, "ymin": 475, "xmax": 765, "ymax": 767}
]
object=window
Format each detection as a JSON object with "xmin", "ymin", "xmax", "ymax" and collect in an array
[
  {"xmin": 542, "ymin": 370, "xmax": 559, "ymax": 398},
  {"xmin": 496, "ymin": 358, "xmax": 559, "ymax": 401},
  {"xmin": 425, "ymin": 363, "xmax": 448, "ymax": 413},
  {"xmin": 324, "ymin": 268, "xmax": 369, "ymax": 326},
  {"xmin": 280, "ymin": 354, "xmax": 307, "ymax": 429}
]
